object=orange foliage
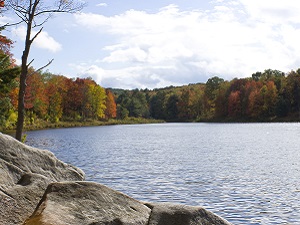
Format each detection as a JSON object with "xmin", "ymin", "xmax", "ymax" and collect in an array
[{"xmin": 105, "ymin": 89, "xmax": 117, "ymax": 119}]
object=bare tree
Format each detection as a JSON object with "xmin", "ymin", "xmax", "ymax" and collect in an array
[{"xmin": 4, "ymin": 0, "xmax": 85, "ymax": 140}]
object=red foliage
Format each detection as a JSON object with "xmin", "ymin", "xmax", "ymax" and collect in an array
[{"xmin": 228, "ymin": 91, "xmax": 241, "ymax": 117}]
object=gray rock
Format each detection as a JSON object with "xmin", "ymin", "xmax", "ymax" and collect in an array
[
  {"xmin": 24, "ymin": 181, "xmax": 151, "ymax": 225},
  {"xmin": 0, "ymin": 133, "xmax": 85, "ymax": 225},
  {"xmin": 145, "ymin": 203, "xmax": 232, "ymax": 225},
  {"xmin": 0, "ymin": 133, "xmax": 85, "ymax": 181}
]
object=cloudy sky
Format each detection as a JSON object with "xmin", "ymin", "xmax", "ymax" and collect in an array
[{"xmin": 3, "ymin": 0, "xmax": 300, "ymax": 89}]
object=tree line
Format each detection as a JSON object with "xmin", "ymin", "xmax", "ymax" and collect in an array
[
  {"xmin": 1, "ymin": 69, "xmax": 118, "ymax": 130},
  {"xmin": 113, "ymin": 68, "xmax": 300, "ymax": 122}
]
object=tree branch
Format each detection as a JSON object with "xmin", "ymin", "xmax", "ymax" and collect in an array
[
  {"xmin": 31, "ymin": 27, "xmax": 43, "ymax": 42},
  {"xmin": 27, "ymin": 59, "xmax": 34, "ymax": 68},
  {"xmin": 28, "ymin": 59, "xmax": 54, "ymax": 76}
]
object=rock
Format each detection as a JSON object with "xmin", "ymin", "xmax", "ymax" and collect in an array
[
  {"xmin": 0, "ymin": 133, "xmax": 85, "ymax": 225},
  {"xmin": 145, "ymin": 203, "xmax": 232, "ymax": 225},
  {"xmin": 24, "ymin": 181, "xmax": 151, "ymax": 225},
  {"xmin": 0, "ymin": 133, "xmax": 85, "ymax": 181}
]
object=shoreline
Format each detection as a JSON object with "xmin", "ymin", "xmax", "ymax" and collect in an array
[
  {"xmin": 1, "ymin": 118, "xmax": 165, "ymax": 135},
  {"xmin": 3, "ymin": 116, "xmax": 300, "ymax": 136}
]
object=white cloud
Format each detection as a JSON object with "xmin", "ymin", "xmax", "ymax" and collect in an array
[
  {"xmin": 73, "ymin": 2, "xmax": 300, "ymax": 89},
  {"xmin": 239, "ymin": 0, "xmax": 300, "ymax": 24},
  {"xmin": 96, "ymin": 3, "xmax": 107, "ymax": 7},
  {"xmin": 12, "ymin": 26, "xmax": 62, "ymax": 53}
]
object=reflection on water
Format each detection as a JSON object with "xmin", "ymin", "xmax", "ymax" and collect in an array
[{"xmin": 26, "ymin": 123, "xmax": 300, "ymax": 224}]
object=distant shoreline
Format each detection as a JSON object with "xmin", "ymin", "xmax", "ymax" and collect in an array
[
  {"xmin": 3, "ymin": 116, "xmax": 300, "ymax": 136},
  {"xmin": 2, "ymin": 118, "xmax": 165, "ymax": 135}
]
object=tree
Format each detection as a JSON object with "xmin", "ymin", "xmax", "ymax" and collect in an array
[
  {"xmin": 25, "ymin": 70, "xmax": 48, "ymax": 122},
  {"xmin": 5, "ymin": 0, "xmax": 85, "ymax": 140},
  {"xmin": 45, "ymin": 74, "xmax": 67, "ymax": 122},
  {"xmin": 105, "ymin": 89, "xmax": 117, "ymax": 119},
  {"xmin": 205, "ymin": 76, "xmax": 224, "ymax": 101},
  {"xmin": 285, "ymin": 70, "xmax": 300, "ymax": 117},
  {"xmin": 0, "ymin": 32, "xmax": 19, "ymax": 130},
  {"xmin": 86, "ymin": 82, "xmax": 106, "ymax": 120},
  {"xmin": 149, "ymin": 91, "xmax": 166, "ymax": 119},
  {"xmin": 116, "ymin": 91, "xmax": 131, "ymax": 119},
  {"xmin": 129, "ymin": 90, "xmax": 149, "ymax": 118},
  {"xmin": 214, "ymin": 81, "xmax": 230, "ymax": 118},
  {"xmin": 204, "ymin": 76, "xmax": 224, "ymax": 117},
  {"xmin": 228, "ymin": 91, "xmax": 242, "ymax": 118},
  {"xmin": 63, "ymin": 78, "xmax": 84, "ymax": 120},
  {"xmin": 0, "ymin": 52, "xmax": 19, "ymax": 94},
  {"xmin": 177, "ymin": 88, "xmax": 196, "ymax": 121},
  {"xmin": 261, "ymin": 81, "xmax": 278, "ymax": 117},
  {"xmin": 165, "ymin": 94, "xmax": 179, "ymax": 121}
]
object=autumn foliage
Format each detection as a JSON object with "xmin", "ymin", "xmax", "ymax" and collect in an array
[
  {"xmin": 22, "ymin": 73, "xmax": 109, "ymax": 123},
  {"xmin": 113, "ymin": 68, "xmax": 300, "ymax": 122}
]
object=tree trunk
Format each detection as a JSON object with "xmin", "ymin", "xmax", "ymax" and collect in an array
[
  {"xmin": 15, "ymin": 17, "xmax": 32, "ymax": 141},
  {"xmin": 15, "ymin": 69, "xmax": 27, "ymax": 141}
]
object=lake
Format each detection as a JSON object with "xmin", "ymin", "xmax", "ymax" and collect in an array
[{"xmin": 25, "ymin": 123, "xmax": 300, "ymax": 224}]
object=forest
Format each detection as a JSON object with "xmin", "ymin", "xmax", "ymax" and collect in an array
[
  {"xmin": 111, "ymin": 67, "xmax": 300, "ymax": 122},
  {"xmin": 2, "ymin": 30, "xmax": 300, "ymax": 132}
]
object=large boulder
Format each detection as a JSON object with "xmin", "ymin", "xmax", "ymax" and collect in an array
[
  {"xmin": 23, "ymin": 182, "xmax": 232, "ymax": 225},
  {"xmin": 145, "ymin": 203, "xmax": 232, "ymax": 225},
  {"xmin": 0, "ymin": 133, "xmax": 85, "ymax": 225},
  {"xmin": 24, "ymin": 181, "xmax": 151, "ymax": 225}
]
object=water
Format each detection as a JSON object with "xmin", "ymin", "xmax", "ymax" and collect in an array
[{"xmin": 25, "ymin": 123, "xmax": 300, "ymax": 224}]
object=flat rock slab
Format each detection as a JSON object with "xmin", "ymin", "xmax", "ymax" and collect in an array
[
  {"xmin": 146, "ymin": 203, "xmax": 232, "ymax": 225},
  {"xmin": 24, "ymin": 181, "xmax": 151, "ymax": 225}
]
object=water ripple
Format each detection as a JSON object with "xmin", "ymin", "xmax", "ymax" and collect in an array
[{"xmin": 26, "ymin": 123, "xmax": 300, "ymax": 224}]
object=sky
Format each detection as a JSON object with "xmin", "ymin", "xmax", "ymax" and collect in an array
[{"xmin": 2, "ymin": 0, "xmax": 300, "ymax": 89}]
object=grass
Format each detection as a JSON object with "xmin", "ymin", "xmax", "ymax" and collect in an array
[{"xmin": 1, "ymin": 117, "xmax": 165, "ymax": 135}]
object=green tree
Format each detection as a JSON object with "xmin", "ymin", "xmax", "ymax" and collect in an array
[
  {"xmin": 129, "ymin": 90, "xmax": 149, "ymax": 118},
  {"xmin": 117, "ymin": 105, "xmax": 129, "ymax": 119},
  {"xmin": 285, "ymin": 70, "xmax": 300, "ymax": 117},
  {"xmin": 0, "ymin": 53, "xmax": 19, "ymax": 94},
  {"xmin": 149, "ymin": 91, "xmax": 166, "ymax": 119},
  {"xmin": 204, "ymin": 76, "xmax": 225, "ymax": 117},
  {"xmin": 0, "ymin": 34, "xmax": 19, "ymax": 130},
  {"xmin": 116, "ymin": 91, "xmax": 131, "ymax": 119},
  {"xmin": 165, "ymin": 94, "xmax": 179, "ymax": 121},
  {"xmin": 205, "ymin": 76, "xmax": 225, "ymax": 100}
]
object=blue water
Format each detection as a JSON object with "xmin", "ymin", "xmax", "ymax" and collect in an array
[{"xmin": 25, "ymin": 123, "xmax": 300, "ymax": 224}]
